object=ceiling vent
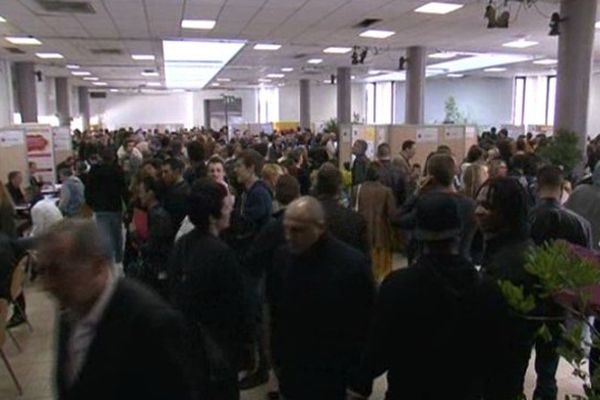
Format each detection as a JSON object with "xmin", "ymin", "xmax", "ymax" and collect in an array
[
  {"xmin": 90, "ymin": 48, "xmax": 123, "ymax": 55},
  {"xmin": 354, "ymin": 18, "xmax": 382, "ymax": 29},
  {"xmin": 89, "ymin": 91, "xmax": 106, "ymax": 98},
  {"xmin": 35, "ymin": 1, "xmax": 95, "ymax": 14},
  {"xmin": 5, "ymin": 47, "xmax": 26, "ymax": 54}
]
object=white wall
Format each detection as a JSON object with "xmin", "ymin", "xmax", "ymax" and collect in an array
[
  {"xmin": 279, "ymin": 83, "xmax": 365, "ymax": 128},
  {"xmin": 0, "ymin": 60, "xmax": 14, "ymax": 127},
  {"xmin": 394, "ymin": 77, "xmax": 514, "ymax": 126},
  {"xmin": 90, "ymin": 92, "xmax": 195, "ymax": 130},
  {"xmin": 36, "ymin": 75, "xmax": 57, "ymax": 118},
  {"xmin": 192, "ymin": 89, "xmax": 258, "ymax": 127}
]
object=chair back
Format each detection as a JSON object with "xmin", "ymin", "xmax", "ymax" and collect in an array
[
  {"xmin": 0, "ymin": 299, "xmax": 8, "ymax": 348},
  {"xmin": 10, "ymin": 255, "xmax": 28, "ymax": 301}
]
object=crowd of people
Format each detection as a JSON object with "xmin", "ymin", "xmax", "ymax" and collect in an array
[{"xmin": 1, "ymin": 124, "xmax": 600, "ymax": 400}]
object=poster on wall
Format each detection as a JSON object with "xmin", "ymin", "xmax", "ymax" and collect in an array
[
  {"xmin": 53, "ymin": 127, "xmax": 72, "ymax": 153},
  {"xmin": 444, "ymin": 127, "xmax": 463, "ymax": 140},
  {"xmin": 25, "ymin": 125, "xmax": 56, "ymax": 184},
  {"xmin": 0, "ymin": 130, "xmax": 25, "ymax": 148},
  {"xmin": 416, "ymin": 128, "xmax": 438, "ymax": 144},
  {"xmin": 465, "ymin": 126, "xmax": 477, "ymax": 139}
]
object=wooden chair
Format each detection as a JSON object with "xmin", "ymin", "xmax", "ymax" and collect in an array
[
  {"xmin": 0, "ymin": 298, "xmax": 23, "ymax": 395},
  {"xmin": 9, "ymin": 255, "xmax": 33, "ymax": 333}
]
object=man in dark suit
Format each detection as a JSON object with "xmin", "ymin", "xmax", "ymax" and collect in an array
[{"xmin": 36, "ymin": 219, "xmax": 196, "ymax": 400}]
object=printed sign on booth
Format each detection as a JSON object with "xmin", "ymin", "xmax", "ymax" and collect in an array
[{"xmin": 25, "ymin": 125, "xmax": 56, "ymax": 184}]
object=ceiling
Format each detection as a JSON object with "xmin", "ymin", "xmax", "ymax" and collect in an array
[{"xmin": 0, "ymin": 0, "xmax": 597, "ymax": 91}]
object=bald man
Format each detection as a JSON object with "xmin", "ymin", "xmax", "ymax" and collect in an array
[{"xmin": 269, "ymin": 196, "xmax": 375, "ymax": 400}]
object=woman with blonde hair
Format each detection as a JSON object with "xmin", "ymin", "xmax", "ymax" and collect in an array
[{"xmin": 462, "ymin": 163, "xmax": 489, "ymax": 200}]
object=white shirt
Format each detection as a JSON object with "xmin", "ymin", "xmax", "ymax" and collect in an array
[
  {"xmin": 30, "ymin": 197, "xmax": 63, "ymax": 237},
  {"xmin": 66, "ymin": 272, "xmax": 118, "ymax": 386}
]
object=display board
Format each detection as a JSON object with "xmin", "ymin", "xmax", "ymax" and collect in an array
[
  {"xmin": 0, "ymin": 128, "xmax": 27, "ymax": 185},
  {"xmin": 53, "ymin": 126, "xmax": 73, "ymax": 165},
  {"xmin": 23, "ymin": 124, "xmax": 56, "ymax": 184}
]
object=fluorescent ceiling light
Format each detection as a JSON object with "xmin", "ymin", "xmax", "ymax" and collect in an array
[
  {"xmin": 163, "ymin": 39, "xmax": 246, "ymax": 89},
  {"xmin": 109, "ymin": 89, "xmax": 119, "ymax": 93},
  {"xmin": 253, "ymin": 43, "xmax": 281, "ymax": 51},
  {"xmin": 323, "ymin": 47, "xmax": 352, "ymax": 54},
  {"xmin": 596, "ymin": 21, "xmax": 600, "ymax": 29},
  {"xmin": 307, "ymin": 58, "xmax": 323, "ymax": 64},
  {"xmin": 267, "ymin": 73, "xmax": 285, "ymax": 78},
  {"xmin": 92, "ymin": 82, "xmax": 107, "ymax": 86},
  {"xmin": 217, "ymin": 78, "xmax": 231, "ymax": 82},
  {"xmin": 429, "ymin": 52, "xmax": 457, "ymax": 59},
  {"xmin": 36, "ymin": 52, "xmax": 64, "ymax": 59},
  {"xmin": 502, "ymin": 39, "xmax": 538, "ymax": 49},
  {"xmin": 172, "ymin": 89, "xmax": 185, "ymax": 93},
  {"xmin": 83, "ymin": 77, "xmax": 99, "ymax": 81},
  {"xmin": 6, "ymin": 36, "xmax": 41, "ymax": 45},
  {"xmin": 132, "ymin": 54, "xmax": 155, "ymax": 61},
  {"xmin": 533, "ymin": 59, "xmax": 557, "ymax": 65},
  {"xmin": 141, "ymin": 71, "xmax": 159, "ymax": 77},
  {"xmin": 147, "ymin": 82, "xmax": 161, "ymax": 87},
  {"xmin": 71, "ymin": 71, "xmax": 91, "ymax": 76},
  {"xmin": 258, "ymin": 78, "xmax": 272, "ymax": 83},
  {"xmin": 484, "ymin": 67, "xmax": 507, "ymax": 72},
  {"xmin": 447, "ymin": 73, "xmax": 464, "ymax": 78},
  {"xmin": 359, "ymin": 30, "xmax": 395, "ymax": 39},
  {"xmin": 368, "ymin": 70, "xmax": 382, "ymax": 75},
  {"xmin": 211, "ymin": 83, "xmax": 220, "ymax": 87},
  {"xmin": 181, "ymin": 19, "xmax": 216, "ymax": 30},
  {"xmin": 0, "ymin": 16, "xmax": 6, "ymax": 23},
  {"xmin": 66, "ymin": 64, "xmax": 80, "ymax": 69},
  {"xmin": 323, "ymin": 80, "xmax": 333, "ymax": 84},
  {"xmin": 414, "ymin": 2, "xmax": 464, "ymax": 14},
  {"xmin": 281, "ymin": 67, "xmax": 294, "ymax": 72}
]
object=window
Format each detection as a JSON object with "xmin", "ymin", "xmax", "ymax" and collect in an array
[
  {"xmin": 514, "ymin": 77, "xmax": 525, "ymax": 126},
  {"xmin": 366, "ymin": 82, "xmax": 393, "ymax": 124},
  {"xmin": 258, "ymin": 87, "xmax": 279, "ymax": 123},
  {"xmin": 366, "ymin": 83, "xmax": 375, "ymax": 124},
  {"xmin": 513, "ymin": 75, "xmax": 556, "ymax": 127},
  {"xmin": 546, "ymin": 76, "xmax": 556, "ymax": 126}
]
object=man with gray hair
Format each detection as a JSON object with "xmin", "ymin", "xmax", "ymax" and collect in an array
[
  {"xmin": 58, "ymin": 167, "xmax": 85, "ymax": 217},
  {"xmin": 269, "ymin": 196, "xmax": 375, "ymax": 400},
  {"xmin": 36, "ymin": 219, "xmax": 196, "ymax": 400}
]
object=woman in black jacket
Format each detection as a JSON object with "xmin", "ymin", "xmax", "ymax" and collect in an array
[{"xmin": 169, "ymin": 178, "xmax": 250, "ymax": 400}]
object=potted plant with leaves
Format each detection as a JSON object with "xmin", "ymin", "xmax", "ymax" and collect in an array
[{"xmin": 536, "ymin": 130, "xmax": 582, "ymax": 178}]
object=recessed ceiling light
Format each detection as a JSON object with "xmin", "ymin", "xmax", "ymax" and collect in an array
[
  {"xmin": 36, "ymin": 52, "xmax": 64, "ymax": 59},
  {"xmin": 307, "ymin": 58, "xmax": 323, "ymax": 64},
  {"xmin": 323, "ymin": 47, "xmax": 352, "ymax": 54},
  {"xmin": 0, "ymin": 16, "xmax": 6, "ymax": 23},
  {"xmin": 484, "ymin": 67, "xmax": 507, "ymax": 72},
  {"xmin": 109, "ymin": 89, "xmax": 119, "ymax": 93},
  {"xmin": 211, "ymin": 82, "xmax": 220, "ymax": 87},
  {"xmin": 181, "ymin": 19, "xmax": 216, "ymax": 30},
  {"xmin": 132, "ymin": 54, "xmax": 155, "ymax": 61},
  {"xmin": 92, "ymin": 82, "xmax": 108, "ymax": 86},
  {"xmin": 533, "ymin": 59, "xmax": 557, "ymax": 65},
  {"xmin": 281, "ymin": 67, "xmax": 294, "ymax": 72},
  {"xmin": 323, "ymin": 80, "xmax": 333, "ymax": 84},
  {"xmin": 502, "ymin": 39, "xmax": 538, "ymax": 49},
  {"xmin": 368, "ymin": 70, "xmax": 382, "ymax": 75},
  {"xmin": 172, "ymin": 89, "xmax": 185, "ymax": 93},
  {"xmin": 83, "ymin": 77, "xmax": 99, "ymax": 81},
  {"xmin": 217, "ymin": 78, "xmax": 231, "ymax": 82},
  {"xmin": 5, "ymin": 36, "xmax": 42, "ymax": 45},
  {"xmin": 447, "ymin": 73, "xmax": 464, "ymax": 78},
  {"xmin": 147, "ymin": 82, "xmax": 161, "ymax": 87},
  {"xmin": 66, "ymin": 64, "xmax": 80, "ymax": 69},
  {"xmin": 351, "ymin": 75, "xmax": 356, "ymax": 80},
  {"xmin": 71, "ymin": 71, "xmax": 91, "ymax": 76},
  {"xmin": 141, "ymin": 71, "xmax": 159, "ymax": 77},
  {"xmin": 254, "ymin": 43, "xmax": 281, "ymax": 51},
  {"xmin": 267, "ymin": 73, "xmax": 285, "ymax": 78},
  {"xmin": 359, "ymin": 30, "xmax": 395, "ymax": 39},
  {"xmin": 414, "ymin": 2, "xmax": 464, "ymax": 14},
  {"xmin": 429, "ymin": 52, "xmax": 457, "ymax": 59},
  {"xmin": 596, "ymin": 21, "xmax": 600, "ymax": 29},
  {"xmin": 278, "ymin": 83, "xmax": 285, "ymax": 87},
  {"xmin": 258, "ymin": 78, "xmax": 272, "ymax": 83}
]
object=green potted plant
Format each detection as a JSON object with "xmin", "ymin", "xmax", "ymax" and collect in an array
[{"xmin": 536, "ymin": 130, "xmax": 582, "ymax": 177}]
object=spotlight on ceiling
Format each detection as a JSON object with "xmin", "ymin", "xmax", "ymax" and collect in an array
[
  {"xmin": 549, "ymin": 12, "xmax": 562, "ymax": 36},
  {"xmin": 398, "ymin": 56, "xmax": 407, "ymax": 71},
  {"xmin": 351, "ymin": 46, "xmax": 368, "ymax": 65},
  {"xmin": 484, "ymin": 4, "xmax": 509, "ymax": 29},
  {"xmin": 359, "ymin": 48, "xmax": 368, "ymax": 64},
  {"xmin": 330, "ymin": 74, "xmax": 336, "ymax": 84}
]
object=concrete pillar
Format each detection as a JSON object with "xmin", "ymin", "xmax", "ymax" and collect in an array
[
  {"xmin": 337, "ymin": 67, "xmax": 352, "ymax": 125},
  {"xmin": 55, "ymin": 77, "xmax": 70, "ymax": 127},
  {"xmin": 15, "ymin": 62, "xmax": 38, "ymax": 123},
  {"xmin": 203, "ymin": 99, "xmax": 211, "ymax": 130},
  {"xmin": 554, "ymin": 0, "xmax": 597, "ymax": 159},
  {"xmin": 299, "ymin": 79, "xmax": 311, "ymax": 131},
  {"xmin": 405, "ymin": 46, "xmax": 427, "ymax": 124},
  {"xmin": 78, "ymin": 86, "xmax": 90, "ymax": 130}
]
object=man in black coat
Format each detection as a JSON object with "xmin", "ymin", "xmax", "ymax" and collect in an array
[
  {"xmin": 161, "ymin": 158, "xmax": 191, "ymax": 230},
  {"xmin": 36, "ymin": 219, "xmax": 196, "ymax": 400},
  {"xmin": 270, "ymin": 196, "xmax": 375, "ymax": 400}
]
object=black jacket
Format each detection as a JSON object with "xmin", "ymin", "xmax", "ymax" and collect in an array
[
  {"xmin": 530, "ymin": 198, "xmax": 592, "ymax": 248},
  {"xmin": 164, "ymin": 179, "xmax": 190, "ymax": 229},
  {"xmin": 270, "ymin": 234, "xmax": 375, "ymax": 400},
  {"xmin": 85, "ymin": 163, "xmax": 127, "ymax": 213},
  {"xmin": 245, "ymin": 209, "xmax": 286, "ymax": 282},
  {"xmin": 56, "ymin": 279, "xmax": 196, "ymax": 400},
  {"xmin": 350, "ymin": 254, "xmax": 502, "ymax": 399},
  {"xmin": 319, "ymin": 196, "xmax": 370, "ymax": 255},
  {"xmin": 140, "ymin": 204, "xmax": 174, "ymax": 285}
]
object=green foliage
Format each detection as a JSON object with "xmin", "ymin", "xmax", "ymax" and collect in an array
[
  {"xmin": 323, "ymin": 118, "xmax": 339, "ymax": 134},
  {"xmin": 498, "ymin": 280, "xmax": 536, "ymax": 314},
  {"xmin": 536, "ymin": 130, "xmax": 582, "ymax": 176},
  {"xmin": 443, "ymin": 96, "xmax": 468, "ymax": 124}
]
